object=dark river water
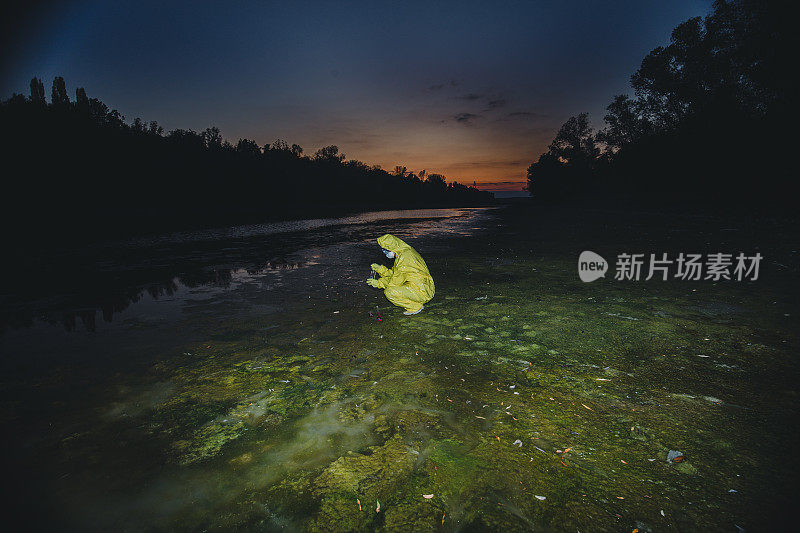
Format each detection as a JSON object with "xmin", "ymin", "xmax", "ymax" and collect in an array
[
  {"xmin": 1, "ymin": 205, "xmax": 797, "ymax": 531},
  {"xmin": 1, "ymin": 208, "xmax": 491, "ymax": 353}
]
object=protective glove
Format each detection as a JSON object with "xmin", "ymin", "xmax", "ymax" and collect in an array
[
  {"xmin": 366, "ymin": 278, "xmax": 380, "ymax": 288},
  {"xmin": 371, "ymin": 263, "xmax": 390, "ymax": 276}
]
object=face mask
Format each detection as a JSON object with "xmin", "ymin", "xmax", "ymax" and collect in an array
[{"xmin": 382, "ymin": 249, "xmax": 395, "ymax": 259}]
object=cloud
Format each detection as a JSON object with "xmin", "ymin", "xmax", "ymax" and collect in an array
[
  {"xmin": 455, "ymin": 93, "xmax": 484, "ymax": 101},
  {"xmin": 451, "ymin": 92, "xmax": 508, "ymax": 112},
  {"xmin": 426, "ymin": 79, "xmax": 460, "ymax": 91},
  {"xmin": 505, "ymin": 111, "xmax": 548, "ymax": 120},
  {"xmin": 447, "ymin": 159, "xmax": 525, "ymax": 170},
  {"xmin": 475, "ymin": 180, "xmax": 528, "ymax": 191},
  {"xmin": 454, "ymin": 112, "xmax": 482, "ymax": 125}
]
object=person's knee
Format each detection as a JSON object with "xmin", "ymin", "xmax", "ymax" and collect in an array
[{"xmin": 384, "ymin": 287, "xmax": 401, "ymax": 298}]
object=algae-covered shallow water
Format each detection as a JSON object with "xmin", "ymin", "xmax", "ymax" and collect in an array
[{"xmin": 1, "ymin": 205, "xmax": 798, "ymax": 531}]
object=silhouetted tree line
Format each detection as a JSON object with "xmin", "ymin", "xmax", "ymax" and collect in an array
[
  {"xmin": 527, "ymin": 0, "xmax": 795, "ymax": 210},
  {"xmin": 1, "ymin": 77, "xmax": 491, "ymax": 246}
]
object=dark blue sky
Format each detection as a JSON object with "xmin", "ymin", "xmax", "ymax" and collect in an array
[{"xmin": 2, "ymin": 0, "xmax": 712, "ymax": 190}]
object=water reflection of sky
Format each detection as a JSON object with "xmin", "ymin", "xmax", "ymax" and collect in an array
[
  {"xmin": 121, "ymin": 208, "xmax": 483, "ymax": 247},
  {"xmin": 0, "ymin": 208, "xmax": 496, "ymax": 334}
]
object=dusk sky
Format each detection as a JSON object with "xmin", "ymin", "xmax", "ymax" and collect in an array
[{"xmin": 2, "ymin": 0, "xmax": 712, "ymax": 191}]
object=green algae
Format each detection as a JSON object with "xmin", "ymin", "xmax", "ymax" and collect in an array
[{"xmin": 12, "ymin": 208, "xmax": 798, "ymax": 531}]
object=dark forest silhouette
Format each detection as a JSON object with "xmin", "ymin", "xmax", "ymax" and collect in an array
[
  {"xmin": 527, "ymin": 0, "xmax": 795, "ymax": 210},
  {"xmin": 1, "ymin": 79, "xmax": 492, "ymax": 247}
]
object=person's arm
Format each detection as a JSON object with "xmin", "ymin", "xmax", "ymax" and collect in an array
[
  {"xmin": 367, "ymin": 266, "xmax": 407, "ymax": 288},
  {"xmin": 367, "ymin": 264, "xmax": 391, "ymax": 288},
  {"xmin": 380, "ymin": 270, "xmax": 407, "ymax": 288},
  {"xmin": 371, "ymin": 263, "xmax": 391, "ymax": 277}
]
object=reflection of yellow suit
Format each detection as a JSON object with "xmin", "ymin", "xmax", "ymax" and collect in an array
[{"xmin": 369, "ymin": 234, "xmax": 435, "ymax": 313}]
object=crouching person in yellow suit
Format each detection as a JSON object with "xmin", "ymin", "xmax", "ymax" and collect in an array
[{"xmin": 366, "ymin": 234, "xmax": 435, "ymax": 315}]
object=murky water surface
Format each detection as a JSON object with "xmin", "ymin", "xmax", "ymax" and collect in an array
[{"xmin": 1, "ymin": 206, "xmax": 797, "ymax": 531}]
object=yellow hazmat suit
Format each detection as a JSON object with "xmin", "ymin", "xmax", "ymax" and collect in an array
[{"xmin": 366, "ymin": 234, "xmax": 435, "ymax": 314}]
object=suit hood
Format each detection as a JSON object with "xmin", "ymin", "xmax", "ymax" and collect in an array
[{"xmin": 377, "ymin": 234, "xmax": 410, "ymax": 253}]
